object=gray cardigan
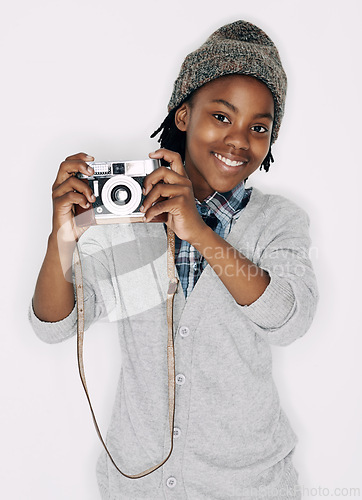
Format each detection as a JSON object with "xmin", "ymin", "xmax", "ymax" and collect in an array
[{"xmin": 29, "ymin": 187, "xmax": 318, "ymax": 499}]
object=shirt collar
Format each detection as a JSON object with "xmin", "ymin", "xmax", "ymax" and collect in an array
[{"xmin": 196, "ymin": 181, "xmax": 246, "ymax": 221}]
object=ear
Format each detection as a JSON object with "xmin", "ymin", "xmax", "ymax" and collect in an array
[{"xmin": 175, "ymin": 103, "xmax": 190, "ymax": 132}]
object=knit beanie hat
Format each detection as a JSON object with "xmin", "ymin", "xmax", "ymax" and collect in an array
[{"xmin": 168, "ymin": 20, "xmax": 287, "ymax": 144}]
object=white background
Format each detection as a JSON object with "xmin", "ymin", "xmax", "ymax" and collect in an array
[{"xmin": 1, "ymin": 0, "xmax": 361, "ymax": 498}]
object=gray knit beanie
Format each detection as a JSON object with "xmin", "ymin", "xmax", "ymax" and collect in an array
[{"xmin": 168, "ymin": 20, "xmax": 287, "ymax": 144}]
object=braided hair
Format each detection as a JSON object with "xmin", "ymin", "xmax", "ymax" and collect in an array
[{"xmin": 150, "ymin": 100, "xmax": 274, "ymax": 172}]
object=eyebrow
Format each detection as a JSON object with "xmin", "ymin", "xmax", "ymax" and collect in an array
[
  {"xmin": 254, "ymin": 112, "xmax": 274, "ymax": 121},
  {"xmin": 211, "ymin": 99, "xmax": 238, "ymax": 113},
  {"xmin": 210, "ymin": 99, "xmax": 274, "ymax": 121}
]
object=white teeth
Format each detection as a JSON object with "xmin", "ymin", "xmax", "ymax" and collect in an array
[{"xmin": 214, "ymin": 153, "xmax": 245, "ymax": 167}]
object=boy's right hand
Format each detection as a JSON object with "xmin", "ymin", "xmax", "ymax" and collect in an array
[{"xmin": 51, "ymin": 152, "xmax": 96, "ymax": 243}]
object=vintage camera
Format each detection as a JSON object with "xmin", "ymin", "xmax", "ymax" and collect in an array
[{"xmin": 74, "ymin": 159, "xmax": 167, "ymax": 226}]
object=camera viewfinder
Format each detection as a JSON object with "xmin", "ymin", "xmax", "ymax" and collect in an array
[{"xmin": 112, "ymin": 163, "xmax": 125, "ymax": 174}]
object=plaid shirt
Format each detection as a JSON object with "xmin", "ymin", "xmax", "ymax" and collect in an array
[{"xmin": 175, "ymin": 182, "xmax": 252, "ymax": 298}]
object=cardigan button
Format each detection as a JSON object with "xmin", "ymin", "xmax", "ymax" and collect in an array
[
  {"xmin": 166, "ymin": 476, "xmax": 177, "ymax": 488},
  {"xmin": 173, "ymin": 427, "xmax": 181, "ymax": 438},
  {"xmin": 179, "ymin": 326, "xmax": 190, "ymax": 338},
  {"xmin": 176, "ymin": 374, "xmax": 186, "ymax": 385}
]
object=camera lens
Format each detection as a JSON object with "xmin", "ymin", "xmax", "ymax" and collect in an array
[
  {"xmin": 102, "ymin": 175, "xmax": 142, "ymax": 215},
  {"xmin": 111, "ymin": 185, "xmax": 131, "ymax": 206}
]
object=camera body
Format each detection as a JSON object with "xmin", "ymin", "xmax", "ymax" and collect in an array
[{"xmin": 75, "ymin": 159, "xmax": 166, "ymax": 226}]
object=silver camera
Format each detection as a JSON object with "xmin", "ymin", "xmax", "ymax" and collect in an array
[{"xmin": 75, "ymin": 159, "xmax": 163, "ymax": 226}]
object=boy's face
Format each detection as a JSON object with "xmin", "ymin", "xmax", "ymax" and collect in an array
[{"xmin": 175, "ymin": 74, "xmax": 274, "ymax": 201}]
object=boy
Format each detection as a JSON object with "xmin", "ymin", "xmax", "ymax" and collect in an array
[{"xmin": 30, "ymin": 20, "xmax": 318, "ymax": 499}]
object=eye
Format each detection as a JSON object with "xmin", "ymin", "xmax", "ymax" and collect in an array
[
  {"xmin": 251, "ymin": 125, "xmax": 268, "ymax": 133},
  {"xmin": 213, "ymin": 114, "xmax": 230, "ymax": 124}
]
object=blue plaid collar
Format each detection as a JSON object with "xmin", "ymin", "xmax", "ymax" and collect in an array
[{"xmin": 195, "ymin": 182, "xmax": 247, "ymax": 226}]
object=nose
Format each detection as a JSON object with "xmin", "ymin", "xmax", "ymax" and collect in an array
[{"xmin": 224, "ymin": 125, "xmax": 250, "ymax": 150}]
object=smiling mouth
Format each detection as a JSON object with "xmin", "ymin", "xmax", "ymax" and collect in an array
[{"xmin": 213, "ymin": 153, "xmax": 247, "ymax": 167}]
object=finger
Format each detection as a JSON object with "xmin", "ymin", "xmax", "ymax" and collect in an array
[
  {"xmin": 53, "ymin": 176, "xmax": 96, "ymax": 205},
  {"xmin": 144, "ymin": 196, "xmax": 185, "ymax": 223},
  {"xmin": 142, "ymin": 165, "xmax": 191, "ymax": 196},
  {"xmin": 149, "ymin": 149, "xmax": 186, "ymax": 177},
  {"xmin": 53, "ymin": 191, "xmax": 91, "ymax": 212},
  {"xmin": 64, "ymin": 152, "xmax": 94, "ymax": 162},
  {"xmin": 141, "ymin": 182, "xmax": 190, "ymax": 213},
  {"xmin": 53, "ymin": 154, "xmax": 95, "ymax": 190}
]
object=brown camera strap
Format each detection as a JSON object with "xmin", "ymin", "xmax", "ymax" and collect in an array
[{"xmin": 73, "ymin": 226, "xmax": 179, "ymax": 479}]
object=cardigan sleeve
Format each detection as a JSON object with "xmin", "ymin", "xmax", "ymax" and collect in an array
[
  {"xmin": 237, "ymin": 195, "xmax": 319, "ymax": 346},
  {"xmin": 29, "ymin": 227, "xmax": 117, "ymax": 344}
]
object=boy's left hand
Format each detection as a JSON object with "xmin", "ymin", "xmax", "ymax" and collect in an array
[{"xmin": 141, "ymin": 149, "xmax": 207, "ymax": 244}]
